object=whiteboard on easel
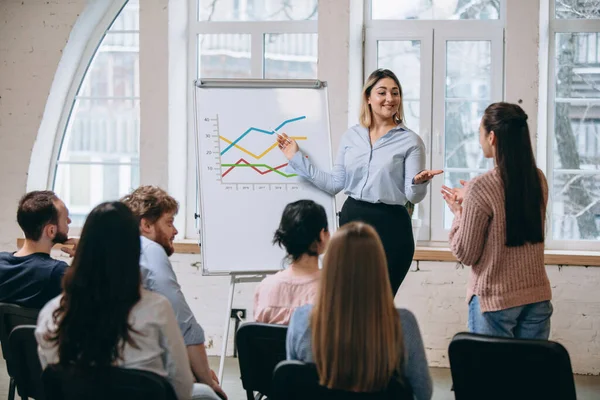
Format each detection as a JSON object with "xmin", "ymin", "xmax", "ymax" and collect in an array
[{"xmin": 194, "ymin": 79, "xmax": 337, "ymax": 275}]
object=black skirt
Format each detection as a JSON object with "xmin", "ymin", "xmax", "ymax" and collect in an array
[{"xmin": 338, "ymin": 197, "xmax": 415, "ymax": 296}]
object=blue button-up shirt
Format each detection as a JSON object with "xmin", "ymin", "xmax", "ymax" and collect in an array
[
  {"xmin": 288, "ymin": 124, "xmax": 429, "ymax": 205},
  {"xmin": 139, "ymin": 236, "xmax": 205, "ymax": 346}
]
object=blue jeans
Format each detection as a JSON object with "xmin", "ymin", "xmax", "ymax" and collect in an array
[{"xmin": 468, "ymin": 295, "xmax": 553, "ymax": 339}]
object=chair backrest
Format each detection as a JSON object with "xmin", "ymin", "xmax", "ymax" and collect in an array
[
  {"xmin": 448, "ymin": 332, "xmax": 577, "ymax": 400},
  {"xmin": 235, "ymin": 322, "xmax": 288, "ymax": 399},
  {"xmin": 42, "ymin": 364, "xmax": 177, "ymax": 400},
  {"xmin": 0, "ymin": 303, "xmax": 40, "ymax": 374},
  {"xmin": 271, "ymin": 360, "xmax": 413, "ymax": 400},
  {"xmin": 8, "ymin": 325, "xmax": 45, "ymax": 399}
]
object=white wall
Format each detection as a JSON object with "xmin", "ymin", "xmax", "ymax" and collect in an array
[
  {"xmin": 1, "ymin": 0, "xmax": 599, "ymax": 376},
  {"xmin": 0, "ymin": 0, "xmax": 86, "ymax": 249}
]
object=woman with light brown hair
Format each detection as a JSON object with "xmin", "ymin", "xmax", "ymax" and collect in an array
[
  {"xmin": 286, "ymin": 222, "xmax": 432, "ymax": 399},
  {"xmin": 278, "ymin": 69, "xmax": 442, "ymax": 295}
]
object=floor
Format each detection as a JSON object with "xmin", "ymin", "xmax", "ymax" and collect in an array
[{"xmin": 1, "ymin": 354, "xmax": 599, "ymax": 399}]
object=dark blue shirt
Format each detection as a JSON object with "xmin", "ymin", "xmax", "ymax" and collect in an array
[{"xmin": 0, "ymin": 252, "xmax": 67, "ymax": 309}]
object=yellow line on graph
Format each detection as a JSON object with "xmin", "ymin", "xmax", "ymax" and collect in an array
[{"xmin": 219, "ymin": 136, "xmax": 307, "ymax": 159}]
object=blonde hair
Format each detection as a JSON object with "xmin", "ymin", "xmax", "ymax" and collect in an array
[
  {"xmin": 359, "ymin": 69, "xmax": 405, "ymax": 129},
  {"xmin": 120, "ymin": 185, "xmax": 179, "ymax": 224},
  {"xmin": 310, "ymin": 222, "xmax": 404, "ymax": 392}
]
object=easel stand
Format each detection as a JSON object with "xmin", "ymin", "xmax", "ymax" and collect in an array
[{"xmin": 217, "ymin": 271, "xmax": 276, "ymax": 383}]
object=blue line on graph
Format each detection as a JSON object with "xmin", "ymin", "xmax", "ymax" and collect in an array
[{"xmin": 220, "ymin": 116, "xmax": 306, "ymax": 155}]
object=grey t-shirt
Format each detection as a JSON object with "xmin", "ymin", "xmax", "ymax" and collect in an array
[
  {"xmin": 139, "ymin": 236, "xmax": 205, "ymax": 346},
  {"xmin": 286, "ymin": 305, "xmax": 433, "ymax": 400}
]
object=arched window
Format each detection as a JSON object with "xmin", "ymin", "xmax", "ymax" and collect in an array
[{"xmin": 52, "ymin": 0, "xmax": 139, "ymax": 227}]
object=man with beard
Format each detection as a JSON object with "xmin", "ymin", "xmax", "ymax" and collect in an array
[
  {"xmin": 121, "ymin": 186, "xmax": 227, "ymax": 400},
  {"xmin": 0, "ymin": 190, "xmax": 74, "ymax": 309}
]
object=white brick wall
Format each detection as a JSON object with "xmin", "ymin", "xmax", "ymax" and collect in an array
[
  {"xmin": 0, "ymin": 0, "xmax": 86, "ymax": 249},
  {"xmin": 169, "ymin": 255, "xmax": 600, "ymax": 375}
]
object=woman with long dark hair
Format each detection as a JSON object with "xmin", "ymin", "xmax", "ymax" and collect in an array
[
  {"xmin": 35, "ymin": 202, "xmax": 219, "ymax": 400},
  {"xmin": 286, "ymin": 222, "xmax": 432, "ymax": 398},
  {"xmin": 278, "ymin": 69, "xmax": 442, "ymax": 296},
  {"xmin": 442, "ymin": 102, "xmax": 552, "ymax": 339}
]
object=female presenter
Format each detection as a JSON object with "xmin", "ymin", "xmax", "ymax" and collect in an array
[{"xmin": 278, "ymin": 69, "xmax": 442, "ymax": 295}]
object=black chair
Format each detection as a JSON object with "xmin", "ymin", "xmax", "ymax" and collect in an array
[
  {"xmin": 0, "ymin": 303, "xmax": 40, "ymax": 400},
  {"xmin": 448, "ymin": 332, "xmax": 577, "ymax": 400},
  {"xmin": 235, "ymin": 322, "xmax": 288, "ymax": 400},
  {"xmin": 8, "ymin": 326, "xmax": 44, "ymax": 400},
  {"xmin": 42, "ymin": 364, "xmax": 177, "ymax": 400},
  {"xmin": 271, "ymin": 360, "xmax": 413, "ymax": 400}
]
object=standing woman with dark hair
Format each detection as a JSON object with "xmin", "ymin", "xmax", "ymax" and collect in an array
[
  {"xmin": 442, "ymin": 102, "xmax": 552, "ymax": 339},
  {"xmin": 278, "ymin": 69, "xmax": 442, "ymax": 295},
  {"xmin": 254, "ymin": 199, "xmax": 330, "ymax": 325},
  {"xmin": 35, "ymin": 202, "xmax": 220, "ymax": 400}
]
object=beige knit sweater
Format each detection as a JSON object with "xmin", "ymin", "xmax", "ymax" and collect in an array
[{"xmin": 449, "ymin": 168, "xmax": 552, "ymax": 312}]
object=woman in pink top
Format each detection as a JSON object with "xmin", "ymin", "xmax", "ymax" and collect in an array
[
  {"xmin": 254, "ymin": 200, "xmax": 330, "ymax": 325},
  {"xmin": 441, "ymin": 102, "xmax": 552, "ymax": 339}
]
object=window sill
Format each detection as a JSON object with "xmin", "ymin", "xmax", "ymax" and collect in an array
[{"xmin": 17, "ymin": 239, "xmax": 600, "ymax": 267}]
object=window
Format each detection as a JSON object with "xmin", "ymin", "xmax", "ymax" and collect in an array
[
  {"xmin": 547, "ymin": 0, "xmax": 600, "ymax": 247},
  {"xmin": 187, "ymin": 0, "xmax": 318, "ymax": 238},
  {"xmin": 52, "ymin": 0, "xmax": 140, "ymax": 228},
  {"xmin": 371, "ymin": 0, "xmax": 500, "ymax": 20},
  {"xmin": 191, "ymin": 0, "xmax": 318, "ymax": 79},
  {"xmin": 365, "ymin": 0, "xmax": 504, "ymax": 242}
]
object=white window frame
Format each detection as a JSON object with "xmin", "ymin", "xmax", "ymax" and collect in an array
[
  {"xmin": 185, "ymin": 0, "xmax": 318, "ymax": 238},
  {"xmin": 364, "ymin": 2, "xmax": 505, "ymax": 244},
  {"xmin": 542, "ymin": 0, "xmax": 600, "ymax": 250}
]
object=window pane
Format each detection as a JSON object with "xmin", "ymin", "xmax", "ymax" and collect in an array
[
  {"xmin": 371, "ymin": 0, "xmax": 500, "ymax": 20},
  {"xmin": 555, "ymin": 33, "xmax": 600, "ymax": 98},
  {"xmin": 552, "ymin": 28, "xmax": 600, "ymax": 240},
  {"xmin": 110, "ymin": 0, "xmax": 139, "ymax": 31},
  {"xmin": 377, "ymin": 40, "xmax": 421, "ymax": 133},
  {"xmin": 55, "ymin": 98, "xmax": 140, "ymax": 224},
  {"xmin": 446, "ymin": 41, "xmax": 491, "ymax": 99},
  {"xmin": 552, "ymin": 173, "xmax": 600, "ymax": 240},
  {"xmin": 198, "ymin": 34, "xmax": 251, "ymax": 78},
  {"xmin": 444, "ymin": 41, "xmax": 492, "ymax": 169},
  {"xmin": 445, "ymin": 101, "xmax": 490, "ymax": 169},
  {"xmin": 264, "ymin": 33, "xmax": 317, "ymax": 79},
  {"xmin": 54, "ymin": 161, "xmax": 140, "ymax": 226},
  {"xmin": 53, "ymin": 5, "xmax": 139, "ymax": 227},
  {"xmin": 60, "ymin": 99, "xmax": 140, "ymax": 157},
  {"xmin": 198, "ymin": 0, "xmax": 318, "ymax": 21},
  {"xmin": 444, "ymin": 40, "xmax": 493, "ymax": 226},
  {"xmin": 79, "ymin": 35, "xmax": 140, "ymax": 98},
  {"xmin": 554, "ymin": 101, "xmax": 600, "ymax": 170},
  {"xmin": 555, "ymin": 0, "xmax": 600, "ymax": 19}
]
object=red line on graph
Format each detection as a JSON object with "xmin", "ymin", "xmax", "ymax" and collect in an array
[{"xmin": 221, "ymin": 158, "xmax": 289, "ymax": 178}]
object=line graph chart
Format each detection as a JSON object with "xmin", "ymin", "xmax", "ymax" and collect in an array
[
  {"xmin": 203, "ymin": 114, "xmax": 310, "ymax": 185},
  {"xmin": 219, "ymin": 116, "xmax": 306, "ymax": 155}
]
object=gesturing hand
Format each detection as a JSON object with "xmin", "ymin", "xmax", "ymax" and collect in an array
[
  {"xmin": 60, "ymin": 238, "xmax": 78, "ymax": 258},
  {"xmin": 441, "ymin": 189, "xmax": 463, "ymax": 217},
  {"xmin": 413, "ymin": 169, "xmax": 444, "ymax": 184},
  {"xmin": 276, "ymin": 132, "xmax": 299, "ymax": 161},
  {"xmin": 441, "ymin": 179, "xmax": 468, "ymax": 205}
]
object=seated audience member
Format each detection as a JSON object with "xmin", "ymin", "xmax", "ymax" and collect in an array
[
  {"xmin": 0, "ymin": 191, "xmax": 74, "ymax": 309},
  {"xmin": 35, "ymin": 202, "xmax": 219, "ymax": 400},
  {"xmin": 287, "ymin": 222, "xmax": 432, "ymax": 399},
  {"xmin": 121, "ymin": 186, "xmax": 226, "ymax": 400},
  {"xmin": 254, "ymin": 200, "xmax": 329, "ymax": 325}
]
